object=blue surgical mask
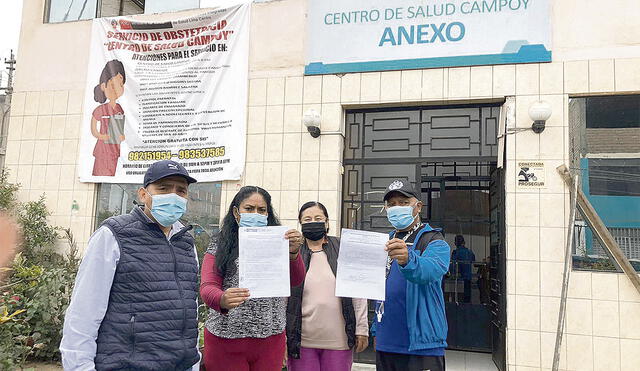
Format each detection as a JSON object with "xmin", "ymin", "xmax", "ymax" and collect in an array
[
  {"xmin": 238, "ymin": 212, "xmax": 268, "ymax": 227},
  {"xmin": 148, "ymin": 192, "xmax": 188, "ymax": 227},
  {"xmin": 386, "ymin": 205, "xmax": 416, "ymax": 230}
]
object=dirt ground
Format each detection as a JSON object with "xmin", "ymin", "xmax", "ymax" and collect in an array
[{"xmin": 21, "ymin": 363, "xmax": 62, "ymax": 371}]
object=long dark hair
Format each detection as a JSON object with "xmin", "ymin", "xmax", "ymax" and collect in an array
[
  {"xmin": 94, "ymin": 59, "xmax": 126, "ymax": 103},
  {"xmin": 215, "ymin": 186, "xmax": 280, "ymax": 276}
]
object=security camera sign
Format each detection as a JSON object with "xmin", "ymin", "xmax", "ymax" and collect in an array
[{"xmin": 517, "ymin": 161, "xmax": 546, "ymax": 188}]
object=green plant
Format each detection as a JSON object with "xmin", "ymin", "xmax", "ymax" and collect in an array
[
  {"xmin": 0, "ymin": 234, "xmax": 79, "ymax": 369},
  {"xmin": 194, "ymin": 231, "xmax": 211, "ymax": 266},
  {"xmin": 17, "ymin": 196, "xmax": 59, "ymax": 264},
  {"xmin": 572, "ymin": 255, "xmax": 617, "ymax": 272},
  {"xmin": 95, "ymin": 208, "xmax": 119, "ymax": 228},
  {"xmin": 0, "ymin": 170, "xmax": 79, "ymax": 369},
  {"xmin": 0, "ymin": 170, "xmax": 19, "ymax": 212}
]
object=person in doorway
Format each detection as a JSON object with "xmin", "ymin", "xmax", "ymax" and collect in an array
[
  {"xmin": 60, "ymin": 160, "xmax": 201, "ymax": 370},
  {"xmin": 286, "ymin": 201, "xmax": 369, "ymax": 371},
  {"xmin": 90, "ymin": 59, "xmax": 126, "ymax": 176},
  {"xmin": 451, "ymin": 235, "xmax": 476, "ymax": 303},
  {"xmin": 200, "ymin": 186, "xmax": 306, "ymax": 371},
  {"xmin": 373, "ymin": 180, "xmax": 450, "ymax": 371}
]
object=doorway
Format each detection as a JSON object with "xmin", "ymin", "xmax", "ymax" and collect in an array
[
  {"xmin": 342, "ymin": 104, "xmax": 506, "ymax": 370},
  {"xmin": 423, "ymin": 161, "xmax": 493, "ymax": 352}
]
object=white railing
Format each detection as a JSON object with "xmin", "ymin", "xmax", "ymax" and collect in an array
[{"xmin": 574, "ymin": 223, "xmax": 640, "ymax": 260}]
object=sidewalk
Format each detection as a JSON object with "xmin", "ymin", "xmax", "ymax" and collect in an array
[
  {"xmin": 354, "ymin": 350, "xmax": 498, "ymax": 371},
  {"xmin": 353, "ymin": 363, "xmax": 376, "ymax": 370},
  {"xmin": 24, "ymin": 350, "xmax": 497, "ymax": 371}
]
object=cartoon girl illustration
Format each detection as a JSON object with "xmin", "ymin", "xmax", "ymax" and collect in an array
[{"xmin": 90, "ymin": 59, "xmax": 126, "ymax": 176}]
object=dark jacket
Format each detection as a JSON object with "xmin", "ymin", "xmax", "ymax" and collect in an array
[
  {"xmin": 94, "ymin": 207, "xmax": 200, "ymax": 371},
  {"xmin": 286, "ymin": 236, "xmax": 356, "ymax": 359}
]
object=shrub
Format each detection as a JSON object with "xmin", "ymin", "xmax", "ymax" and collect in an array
[{"xmin": 0, "ymin": 170, "xmax": 79, "ymax": 369}]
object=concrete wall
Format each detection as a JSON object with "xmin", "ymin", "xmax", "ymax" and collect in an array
[
  {"xmin": 5, "ymin": 0, "xmax": 640, "ymax": 370},
  {"xmin": 551, "ymin": 0, "xmax": 640, "ymax": 61}
]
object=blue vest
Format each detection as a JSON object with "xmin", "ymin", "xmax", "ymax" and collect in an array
[{"xmin": 94, "ymin": 207, "xmax": 200, "ymax": 371}]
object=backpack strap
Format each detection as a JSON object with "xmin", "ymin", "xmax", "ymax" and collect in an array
[{"xmin": 414, "ymin": 230, "xmax": 444, "ymax": 255}]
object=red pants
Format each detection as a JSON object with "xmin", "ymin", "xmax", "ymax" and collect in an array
[{"xmin": 203, "ymin": 329, "xmax": 285, "ymax": 371}]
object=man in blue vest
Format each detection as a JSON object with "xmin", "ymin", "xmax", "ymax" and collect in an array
[
  {"xmin": 374, "ymin": 179, "xmax": 450, "ymax": 371},
  {"xmin": 61, "ymin": 160, "xmax": 201, "ymax": 370}
]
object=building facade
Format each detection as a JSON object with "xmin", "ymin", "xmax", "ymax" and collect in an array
[{"xmin": 4, "ymin": 0, "xmax": 640, "ymax": 370}]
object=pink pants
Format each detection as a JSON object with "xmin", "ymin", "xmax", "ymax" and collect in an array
[{"xmin": 287, "ymin": 347, "xmax": 353, "ymax": 371}]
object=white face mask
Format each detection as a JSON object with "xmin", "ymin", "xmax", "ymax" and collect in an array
[
  {"xmin": 386, "ymin": 205, "xmax": 417, "ymax": 230},
  {"xmin": 146, "ymin": 191, "xmax": 188, "ymax": 227},
  {"xmin": 234, "ymin": 207, "xmax": 268, "ymax": 227}
]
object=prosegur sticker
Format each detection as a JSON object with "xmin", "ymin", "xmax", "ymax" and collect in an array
[{"xmin": 517, "ymin": 162, "xmax": 546, "ymax": 188}]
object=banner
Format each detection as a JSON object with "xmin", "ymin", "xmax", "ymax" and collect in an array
[
  {"xmin": 79, "ymin": 2, "xmax": 250, "ymax": 183},
  {"xmin": 306, "ymin": 0, "xmax": 551, "ymax": 75}
]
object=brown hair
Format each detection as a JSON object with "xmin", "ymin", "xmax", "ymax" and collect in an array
[{"xmin": 93, "ymin": 59, "xmax": 126, "ymax": 103}]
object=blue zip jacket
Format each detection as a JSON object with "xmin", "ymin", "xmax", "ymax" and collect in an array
[{"xmin": 373, "ymin": 224, "xmax": 450, "ymax": 352}]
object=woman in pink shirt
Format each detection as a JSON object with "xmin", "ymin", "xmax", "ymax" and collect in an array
[
  {"xmin": 286, "ymin": 201, "xmax": 369, "ymax": 371},
  {"xmin": 90, "ymin": 59, "xmax": 126, "ymax": 176},
  {"xmin": 200, "ymin": 186, "xmax": 306, "ymax": 371}
]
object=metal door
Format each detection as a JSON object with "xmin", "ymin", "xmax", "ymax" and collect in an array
[
  {"xmin": 489, "ymin": 166, "xmax": 507, "ymax": 370},
  {"xmin": 342, "ymin": 104, "xmax": 504, "ymax": 364},
  {"xmin": 424, "ymin": 162, "xmax": 494, "ymax": 353}
]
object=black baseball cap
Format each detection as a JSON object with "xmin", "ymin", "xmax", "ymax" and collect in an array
[
  {"xmin": 143, "ymin": 160, "xmax": 197, "ymax": 187},
  {"xmin": 383, "ymin": 179, "xmax": 420, "ymax": 201}
]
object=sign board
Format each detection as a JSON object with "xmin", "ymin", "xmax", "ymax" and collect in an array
[
  {"xmin": 79, "ymin": 2, "xmax": 250, "ymax": 183},
  {"xmin": 306, "ymin": 0, "xmax": 551, "ymax": 75},
  {"xmin": 517, "ymin": 161, "xmax": 546, "ymax": 188}
]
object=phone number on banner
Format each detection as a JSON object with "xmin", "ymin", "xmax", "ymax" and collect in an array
[{"xmin": 128, "ymin": 147, "xmax": 226, "ymax": 161}]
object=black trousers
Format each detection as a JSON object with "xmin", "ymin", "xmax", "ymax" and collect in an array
[
  {"xmin": 376, "ymin": 351, "xmax": 446, "ymax": 371},
  {"xmin": 463, "ymin": 279, "xmax": 472, "ymax": 303}
]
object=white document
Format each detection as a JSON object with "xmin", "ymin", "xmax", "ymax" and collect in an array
[
  {"xmin": 239, "ymin": 226, "xmax": 290, "ymax": 298},
  {"xmin": 335, "ymin": 228, "xmax": 389, "ymax": 301}
]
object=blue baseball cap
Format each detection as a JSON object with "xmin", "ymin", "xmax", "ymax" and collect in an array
[{"xmin": 143, "ymin": 160, "xmax": 197, "ymax": 187}]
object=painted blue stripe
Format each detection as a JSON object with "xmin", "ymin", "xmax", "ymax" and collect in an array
[
  {"xmin": 580, "ymin": 157, "xmax": 640, "ymax": 255},
  {"xmin": 305, "ymin": 44, "xmax": 551, "ymax": 75},
  {"xmin": 581, "ymin": 158, "xmax": 640, "ymax": 228}
]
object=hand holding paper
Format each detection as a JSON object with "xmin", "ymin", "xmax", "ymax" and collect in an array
[
  {"xmin": 284, "ymin": 229, "xmax": 303, "ymax": 257},
  {"xmin": 386, "ymin": 238, "xmax": 409, "ymax": 265},
  {"xmin": 335, "ymin": 228, "xmax": 389, "ymax": 301},
  {"xmin": 239, "ymin": 226, "xmax": 291, "ymax": 298},
  {"xmin": 220, "ymin": 288, "xmax": 250, "ymax": 309}
]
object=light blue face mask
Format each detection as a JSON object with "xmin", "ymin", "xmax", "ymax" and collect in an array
[
  {"xmin": 386, "ymin": 205, "xmax": 417, "ymax": 230},
  {"xmin": 237, "ymin": 212, "xmax": 268, "ymax": 227},
  {"xmin": 148, "ymin": 192, "xmax": 188, "ymax": 227}
]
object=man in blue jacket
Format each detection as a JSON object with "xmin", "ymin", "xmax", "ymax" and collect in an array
[
  {"xmin": 374, "ymin": 179, "xmax": 450, "ymax": 371},
  {"xmin": 451, "ymin": 234, "xmax": 476, "ymax": 303}
]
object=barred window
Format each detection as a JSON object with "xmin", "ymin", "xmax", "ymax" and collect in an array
[
  {"xmin": 570, "ymin": 95, "xmax": 640, "ymax": 272},
  {"xmin": 45, "ymin": 0, "xmax": 202, "ymax": 23},
  {"xmin": 95, "ymin": 182, "xmax": 222, "ymax": 238}
]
